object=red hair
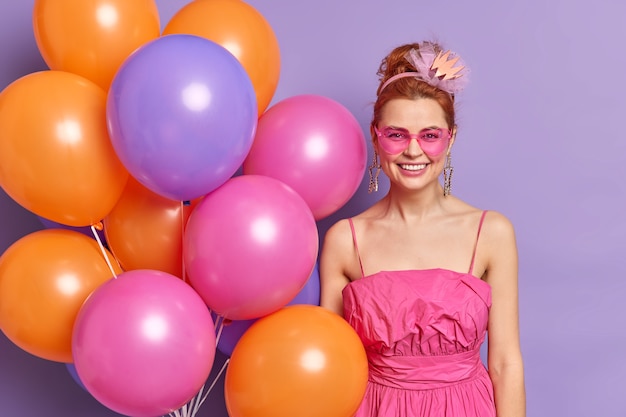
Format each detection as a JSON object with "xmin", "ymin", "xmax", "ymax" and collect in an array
[{"xmin": 372, "ymin": 42, "xmax": 456, "ymax": 131}]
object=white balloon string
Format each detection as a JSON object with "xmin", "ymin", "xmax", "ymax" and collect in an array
[
  {"xmin": 180, "ymin": 200, "xmax": 187, "ymax": 282},
  {"xmin": 188, "ymin": 387, "xmax": 202, "ymax": 416},
  {"xmin": 91, "ymin": 224, "xmax": 118, "ymax": 279},
  {"xmin": 192, "ymin": 358, "xmax": 231, "ymax": 416},
  {"xmin": 215, "ymin": 315, "xmax": 225, "ymax": 345},
  {"xmin": 169, "ymin": 357, "xmax": 230, "ymax": 417}
]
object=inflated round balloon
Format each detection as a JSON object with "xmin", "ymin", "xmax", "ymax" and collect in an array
[
  {"xmin": 243, "ymin": 94, "xmax": 367, "ymax": 220},
  {"xmin": 65, "ymin": 363, "xmax": 87, "ymax": 391},
  {"xmin": 163, "ymin": 0, "xmax": 280, "ymax": 114},
  {"xmin": 0, "ymin": 71, "xmax": 129, "ymax": 227},
  {"xmin": 216, "ymin": 263, "xmax": 320, "ymax": 356},
  {"xmin": 288, "ymin": 262, "xmax": 321, "ymax": 307},
  {"xmin": 214, "ymin": 317, "xmax": 256, "ymax": 358},
  {"xmin": 72, "ymin": 269, "xmax": 216, "ymax": 417},
  {"xmin": 33, "ymin": 0, "xmax": 160, "ymax": 89},
  {"xmin": 103, "ymin": 177, "xmax": 198, "ymax": 277},
  {"xmin": 225, "ymin": 305, "xmax": 368, "ymax": 417},
  {"xmin": 184, "ymin": 175, "xmax": 318, "ymax": 320},
  {"xmin": 0, "ymin": 229, "xmax": 121, "ymax": 363},
  {"xmin": 107, "ymin": 34, "xmax": 257, "ymax": 201}
]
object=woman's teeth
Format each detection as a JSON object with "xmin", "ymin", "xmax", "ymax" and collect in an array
[{"xmin": 399, "ymin": 164, "xmax": 426, "ymax": 171}]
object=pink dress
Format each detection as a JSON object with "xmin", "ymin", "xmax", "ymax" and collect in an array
[{"xmin": 342, "ymin": 211, "xmax": 495, "ymax": 417}]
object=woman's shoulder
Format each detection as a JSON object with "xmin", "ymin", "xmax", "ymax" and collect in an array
[
  {"xmin": 322, "ymin": 217, "xmax": 355, "ymax": 250},
  {"xmin": 445, "ymin": 198, "xmax": 516, "ymax": 249},
  {"xmin": 448, "ymin": 197, "xmax": 514, "ymax": 231},
  {"xmin": 322, "ymin": 205, "xmax": 380, "ymax": 248},
  {"xmin": 482, "ymin": 210, "xmax": 516, "ymax": 237},
  {"xmin": 475, "ymin": 209, "xmax": 517, "ymax": 259}
]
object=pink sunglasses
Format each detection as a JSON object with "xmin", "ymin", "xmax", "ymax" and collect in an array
[{"xmin": 374, "ymin": 126, "xmax": 452, "ymax": 156}]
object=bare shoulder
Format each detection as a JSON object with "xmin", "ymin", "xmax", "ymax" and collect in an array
[
  {"xmin": 322, "ymin": 218, "xmax": 353, "ymax": 251},
  {"xmin": 319, "ymin": 218, "xmax": 357, "ymax": 315},
  {"xmin": 482, "ymin": 210, "xmax": 517, "ymax": 244},
  {"xmin": 479, "ymin": 210, "xmax": 518, "ymax": 284},
  {"xmin": 320, "ymin": 217, "xmax": 358, "ymax": 278}
]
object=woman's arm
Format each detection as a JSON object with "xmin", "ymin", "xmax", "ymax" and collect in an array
[
  {"xmin": 319, "ymin": 220, "xmax": 353, "ymax": 317},
  {"xmin": 483, "ymin": 212, "xmax": 526, "ymax": 417}
]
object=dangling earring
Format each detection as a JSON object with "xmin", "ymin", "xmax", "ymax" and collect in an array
[
  {"xmin": 443, "ymin": 152, "xmax": 453, "ymax": 196},
  {"xmin": 368, "ymin": 150, "xmax": 381, "ymax": 193}
]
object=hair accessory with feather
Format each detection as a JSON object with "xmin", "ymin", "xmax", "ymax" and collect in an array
[{"xmin": 379, "ymin": 42, "xmax": 469, "ymax": 96}]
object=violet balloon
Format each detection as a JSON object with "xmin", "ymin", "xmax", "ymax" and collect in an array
[
  {"xmin": 65, "ymin": 363, "xmax": 87, "ymax": 392},
  {"xmin": 288, "ymin": 261, "xmax": 320, "ymax": 306},
  {"xmin": 184, "ymin": 175, "xmax": 319, "ymax": 320},
  {"xmin": 107, "ymin": 34, "xmax": 258, "ymax": 201},
  {"xmin": 215, "ymin": 317, "xmax": 256, "ymax": 358},
  {"xmin": 215, "ymin": 262, "xmax": 320, "ymax": 356},
  {"xmin": 72, "ymin": 270, "xmax": 216, "ymax": 417},
  {"xmin": 243, "ymin": 94, "xmax": 367, "ymax": 220}
]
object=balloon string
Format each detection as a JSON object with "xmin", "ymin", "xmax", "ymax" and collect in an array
[
  {"xmin": 214, "ymin": 314, "xmax": 225, "ymax": 345},
  {"xmin": 168, "ymin": 358, "xmax": 230, "ymax": 417},
  {"xmin": 188, "ymin": 385, "xmax": 202, "ymax": 417},
  {"xmin": 192, "ymin": 359, "xmax": 231, "ymax": 417},
  {"xmin": 91, "ymin": 224, "xmax": 118, "ymax": 279},
  {"xmin": 180, "ymin": 200, "xmax": 187, "ymax": 282}
]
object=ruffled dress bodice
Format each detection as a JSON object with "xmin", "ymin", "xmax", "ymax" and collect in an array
[{"xmin": 342, "ymin": 212, "xmax": 496, "ymax": 416}]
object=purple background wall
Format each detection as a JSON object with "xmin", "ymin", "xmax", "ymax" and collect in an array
[{"xmin": 2, "ymin": 0, "xmax": 625, "ymax": 416}]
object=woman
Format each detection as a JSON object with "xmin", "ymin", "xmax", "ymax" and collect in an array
[{"xmin": 320, "ymin": 41, "xmax": 525, "ymax": 417}]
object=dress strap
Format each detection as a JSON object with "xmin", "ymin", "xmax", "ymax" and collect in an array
[
  {"xmin": 348, "ymin": 218, "xmax": 365, "ymax": 279},
  {"xmin": 468, "ymin": 210, "xmax": 488, "ymax": 275}
]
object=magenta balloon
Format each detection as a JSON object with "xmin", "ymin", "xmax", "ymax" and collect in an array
[
  {"xmin": 72, "ymin": 270, "xmax": 216, "ymax": 417},
  {"xmin": 107, "ymin": 34, "xmax": 257, "ymax": 201},
  {"xmin": 243, "ymin": 94, "xmax": 367, "ymax": 220},
  {"xmin": 184, "ymin": 175, "xmax": 319, "ymax": 320}
]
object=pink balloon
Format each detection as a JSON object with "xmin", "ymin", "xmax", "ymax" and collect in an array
[
  {"xmin": 72, "ymin": 270, "xmax": 216, "ymax": 417},
  {"xmin": 184, "ymin": 175, "xmax": 319, "ymax": 320},
  {"xmin": 243, "ymin": 94, "xmax": 367, "ymax": 220}
]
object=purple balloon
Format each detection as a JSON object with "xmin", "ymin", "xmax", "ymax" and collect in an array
[
  {"xmin": 288, "ymin": 262, "xmax": 320, "ymax": 306},
  {"xmin": 65, "ymin": 363, "xmax": 87, "ymax": 391},
  {"xmin": 107, "ymin": 34, "xmax": 258, "ymax": 201},
  {"xmin": 215, "ymin": 317, "xmax": 255, "ymax": 357},
  {"xmin": 215, "ymin": 263, "xmax": 320, "ymax": 356}
]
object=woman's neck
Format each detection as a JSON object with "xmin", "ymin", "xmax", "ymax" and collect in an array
[{"xmin": 379, "ymin": 184, "xmax": 448, "ymax": 222}]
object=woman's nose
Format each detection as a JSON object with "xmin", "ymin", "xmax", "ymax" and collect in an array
[{"xmin": 403, "ymin": 138, "xmax": 424, "ymax": 156}]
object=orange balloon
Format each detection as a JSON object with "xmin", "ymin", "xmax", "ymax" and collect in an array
[
  {"xmin": 0, "ymin": 70, "xmax": 129, "ymax": 227},
  {"xmin": 103, "ymin": 178, "xmax": 198, "ymax": 277},
  {"xmin": 33, "ymin": 0, "xmax": 161, "ymax": 90},
  {"xmin": 225, "ymin": 305, "xmax": 368, "ymax": 417},
  {"xmin": 163, "ymin": 0, "xmax": 280, "ymax": 114},
  {"xmin": 0, "ymin": 229, "xmax": 123, "ymax": 363}
]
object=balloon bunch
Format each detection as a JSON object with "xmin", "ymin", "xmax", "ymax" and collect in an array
[{"xmin": 0, "ymin": 1, "xmax": 369, "ymax": 417}]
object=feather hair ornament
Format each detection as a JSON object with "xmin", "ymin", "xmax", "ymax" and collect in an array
[{"xmin": 379, "ymin": 42, "xmax": 469, "ymax": 96}]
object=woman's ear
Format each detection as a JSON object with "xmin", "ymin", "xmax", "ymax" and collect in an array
[
  {"xmin": 448, "ymin": 125, "xmax": 457, "ymax": 151},
  {"xmin": 370, "ymin": 124, "xmax": 379, "ymax": 150}
]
